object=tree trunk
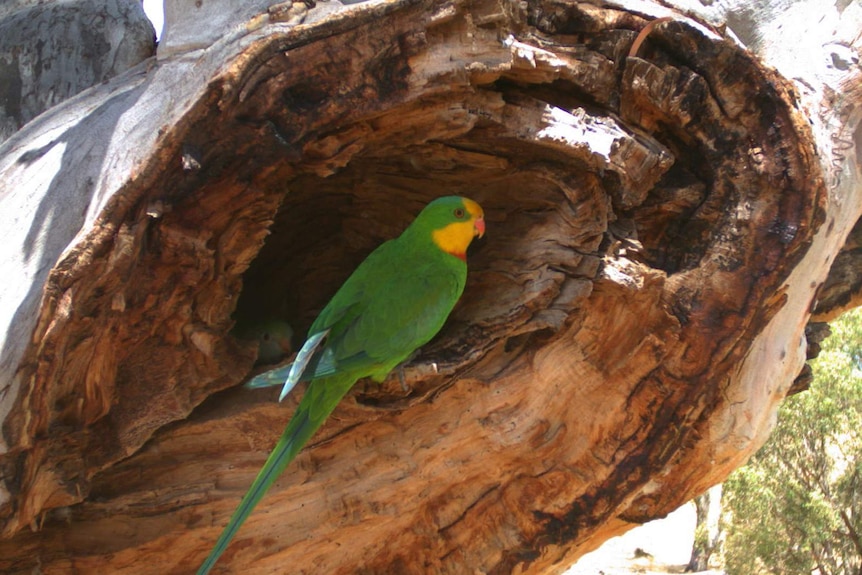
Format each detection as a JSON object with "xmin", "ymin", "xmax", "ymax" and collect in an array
[
  {"xmin": 0, "ymin": 0, "xmax": 860, "ymax": 573},
  {"xmin": 688, "ymin": 493, "xmax": 712, "ymax": 572},
  {"xmin": 687, "ymin": 484, "xmax": 722, "ymax": 572}
]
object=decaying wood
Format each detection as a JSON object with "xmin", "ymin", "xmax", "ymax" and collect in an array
[
  {"xmin": 813, "ymin": 215, "xmax": 862, "ymax": 321},
  {"xmin": 0, "ymin": 0, "xmax": 859, "ymax": 573}
]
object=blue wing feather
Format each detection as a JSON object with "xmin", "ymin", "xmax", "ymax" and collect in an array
[{"xmin": 279, "ymin": 329, "xmax": 329, "ymax": 401}]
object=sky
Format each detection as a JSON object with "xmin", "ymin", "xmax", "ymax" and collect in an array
[{"xmin": 142, "ymin": 0, "xmax": 164, "ymax": 40}]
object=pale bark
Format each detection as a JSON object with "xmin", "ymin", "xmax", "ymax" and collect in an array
[
  {"xmin": 687, "ymin": 484, "xmax": 722, "ymax": 572},
  {"xmin": 0, "ymin": 0, "xmax": 859, "ymax": 573},
  {"xmin": 0, "ymin": 0, "xmax": 155, "ymax": 143}
]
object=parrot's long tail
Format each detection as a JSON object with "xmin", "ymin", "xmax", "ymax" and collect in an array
[{"xmin": 197, "ymin": 373, "xmax": 355, "ymax": 575}]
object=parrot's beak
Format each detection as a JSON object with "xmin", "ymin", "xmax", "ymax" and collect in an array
[{"xmin": 474, "ymin": 216, "xmax": 486, "ymax": 238}]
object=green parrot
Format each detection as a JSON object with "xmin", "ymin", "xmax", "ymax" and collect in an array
[
  {"xmin": 197, "ymin": 195, "xmax": 485, "ymax": 574},
  {"xmin": 232, "ymin": 318, "xmax": 295, "ymax": 365}
]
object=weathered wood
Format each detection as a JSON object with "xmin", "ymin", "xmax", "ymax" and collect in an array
[{"xmin": 0, "ymin": 0, "xmax": 859, "ymax": 573}]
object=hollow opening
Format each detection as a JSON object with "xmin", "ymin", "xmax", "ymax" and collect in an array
[{"xmin": 231, "ymin": 121, "xmax": 608, "ymax": 387}]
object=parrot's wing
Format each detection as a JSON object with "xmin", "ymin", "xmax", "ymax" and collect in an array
[
  {"xmin": 244, "ymin": 329, "xmax": 330, "ymax": 398},
  {"xmin": 330, "ymin": 258, "xmax": 465, "ymax": 373},
  {"xmin": 280, "ymin": 329, "xmax": 329, "ymax": 401},
  {"xmin": 245, "ymin": 365, "xmax": 291, "ymax": 389},
  {"xmin": 248, "ymin": 252, "xmax": 463, "ymax": 393}
]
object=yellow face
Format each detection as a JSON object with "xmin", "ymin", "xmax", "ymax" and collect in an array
[{"xmin": 431, "ymin": 198, "xmax": 485, "ymax": 260}]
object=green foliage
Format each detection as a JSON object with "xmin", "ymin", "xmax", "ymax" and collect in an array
[{"xmin": 723, "ymin": 308, "xmax": 862, "ymax": 575}]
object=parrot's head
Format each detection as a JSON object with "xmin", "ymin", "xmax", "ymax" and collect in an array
[
  {"xmin": 255, "ymin": 319, "xmax": 294, "ymax": 364},
  {"xmin": 233, "ymin": 318, "xmax": 294, "ymax": 365},
  {"xmin": 420, "ymin": 195, "xmax": 485, "ymax": 261}
]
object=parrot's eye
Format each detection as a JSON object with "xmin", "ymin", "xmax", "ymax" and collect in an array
[
  {"xmin": 453, "ymin": 208, "xmax": 465, "ymax": 218},
  {"xmin": 262, "ymin": 333, "xmax": 271, "ymax": 341}
]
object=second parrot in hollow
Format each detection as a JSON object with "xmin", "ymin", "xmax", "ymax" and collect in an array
[
  {"xmin": 232, "ymin": 317, "xmax": 294, "ymax": 365},
  {"xmin": 197, "ymin": 195, "xmax": 485, "ymax": 574}
]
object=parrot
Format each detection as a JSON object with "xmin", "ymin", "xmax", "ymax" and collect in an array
[
  {"xmin": 232, "ymin": 317, "xmax": 295, "ymax": 365},
  {"xmin": 197, "ymin": 195, "xmax": 485, "ymax": 574}
]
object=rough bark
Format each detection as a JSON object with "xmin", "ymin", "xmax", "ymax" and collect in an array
[{"xmin": 0, "ymin": 0, "xmax": 859, "ymax": 573}]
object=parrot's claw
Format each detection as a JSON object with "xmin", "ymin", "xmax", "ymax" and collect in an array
[{"xmin": 397, "ymin": 366, "xmax": 409, "ymax": 392}]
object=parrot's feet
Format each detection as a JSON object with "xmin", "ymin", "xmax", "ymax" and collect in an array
[
  {"xmin": 394, "ymin": 349, "xmax": 424, "ymax": 392},
  {"xmin": 397, "ymin": 366, "xmax": 409, "ymax": 392}
]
